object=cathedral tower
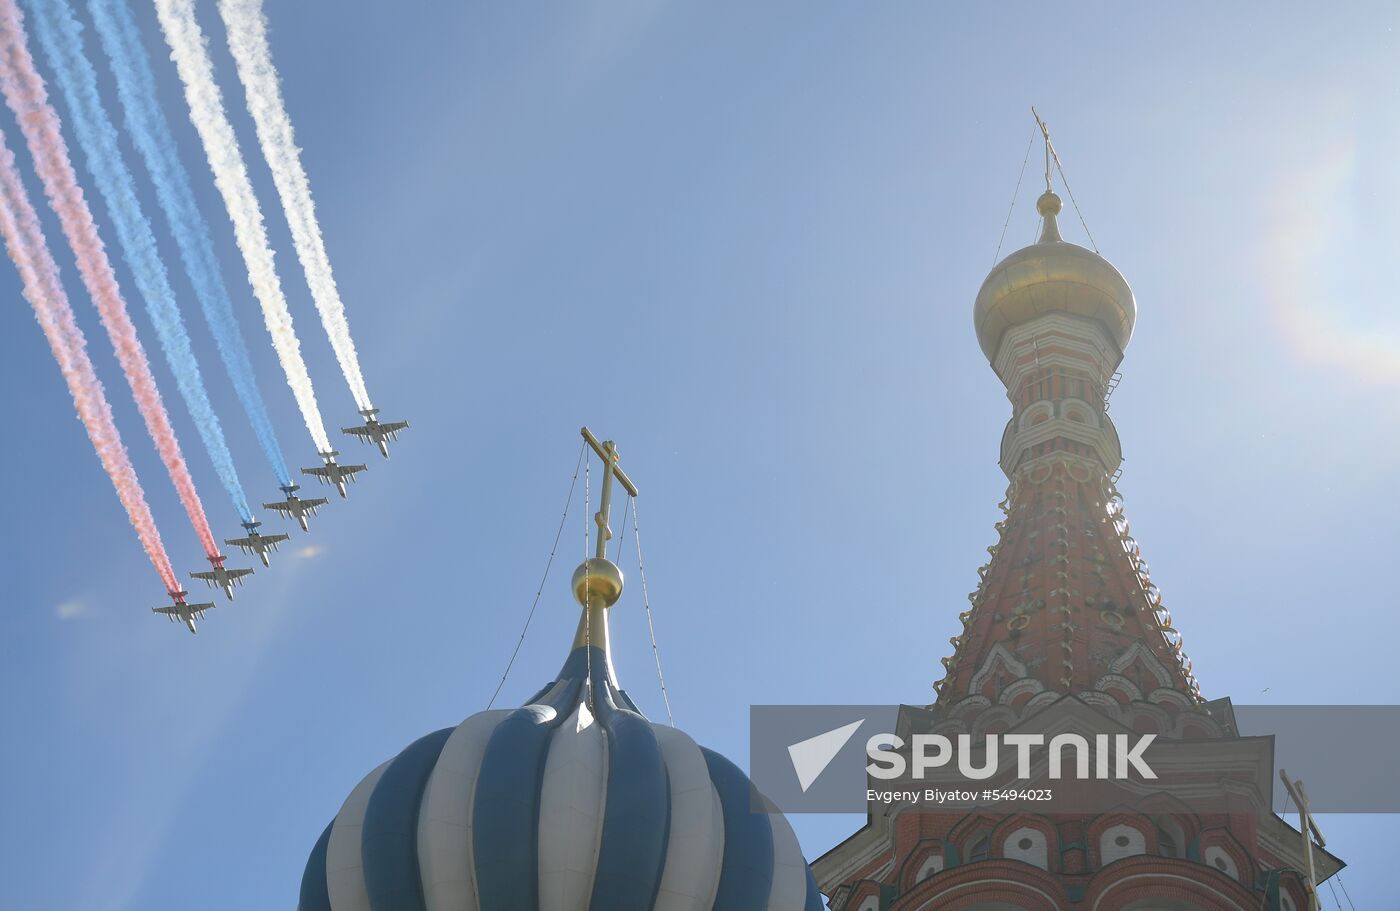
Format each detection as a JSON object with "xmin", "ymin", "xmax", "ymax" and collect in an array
[{"xmin": 812, "ymin": 137, "xmax": 1344, "ymax": 911}]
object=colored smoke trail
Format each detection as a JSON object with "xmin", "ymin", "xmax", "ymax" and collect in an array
[
  {"xmin": 25, "ymin": 0, "xmax": 254, "ymax": 524},
  {"xmin": 218, "ymin": 0, "xmax": 370, "ymax": 411},
  {"xmin": 87, "ymin": 0, "xmax": 293, "ymax": 489},
  {"xmin": 0, "ymin": 0, "xmax": 218, "ymax": 556},
  {"xmin": 153, "ymin": 0, "xmax": 331, "ymax": 454},
  {"xmin": 0, "ymin": 128, "xmax": 178, "ymax": 591}
]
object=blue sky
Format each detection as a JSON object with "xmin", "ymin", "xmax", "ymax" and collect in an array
[{"xmin": 1, "ymin": 2, "xmax": 1397, "ymax": 908}]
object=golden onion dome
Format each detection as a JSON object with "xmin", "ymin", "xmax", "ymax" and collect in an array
[{"xmin": 973, "ymin": 190, "xmax": 1136, "ymax": 363}]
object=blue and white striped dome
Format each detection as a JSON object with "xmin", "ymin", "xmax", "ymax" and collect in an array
[{"xmin": 298, "ymin": 587, "xmax": 822, "ymax": 911}]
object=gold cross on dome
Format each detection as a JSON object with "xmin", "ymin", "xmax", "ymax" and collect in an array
[
  {"xmin": 580, "ymin": 426, "xmax": 639, "ymax": 560},
  {"xmin": 1032, "ymin": 106, "xmax": 1062, "ymax": 194}
]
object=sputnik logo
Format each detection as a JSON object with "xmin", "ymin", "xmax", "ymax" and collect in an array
[
  {"xmin": 866, "ymin": 733, "xmax": 1159, "ymax": 780},
  {"xmin": 787, "ymin": 719, "xmax": 866, "ymax": 792},
  {"xmin": 786, "ymin": 726, "xmax": 1158, "ymax": 793}
]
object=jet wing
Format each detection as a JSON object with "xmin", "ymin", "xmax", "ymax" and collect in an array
[
  {"xmin": 190, "ymin": 570, "xmax": 217, "ymax": 582},
  {"xmin": 341, "ymin": 424, "xmax": 373, "ymax": 438},
  {"xmin": 304, "ymin": 464, "xmax": 366, "ymax": 483},
  {"xmin": 303, "ymin": 497, "xmax": 328, "ymax": 512},
  {"xmin": 263, "ymin": 501, "xmax": 294, "ymax": 516},
  {"xmin": 380, "ymin": 421, "xmax": 408, "ymax": 436},
  {"xmin": 228, "ymin": 568, "xmax": 254, "ymax": 582},
  {"xmin": 225, "ymin": 535, "xmax": 285, "ymax": 552},
  {"xmin": 153, "ymin": 602, "xmax": 215, "ymax": 615}
]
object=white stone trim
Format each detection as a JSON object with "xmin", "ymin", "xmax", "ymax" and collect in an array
[
  {"xmin": 1093, "ymin": 673, "xmax": 1142, "ymax": 702},
  {"xmin": 999, "ymin": 676, "xmax": 1047, "ymax": 705},
  {"xmin": 968, "ymin": 644, "xmax": 1028, "ymax": 695},
  {"xmin": 1090, "ymin": 872, "xmax": 1249, "ymax": 911},
  {"xmin": 1001, "ymin": 410, "xmax": 1122, "ymax": 476},
  {"xmin": 992, "ymin": 312, "xmax": 1120, "ymax": 387},
  {"xmin": 1108, "ymin": 642, "xmax": 1174, "ymax": 690},
  {"xmin": 1099, "ymin": 824, "xmax": 1148, "ymax": 867}
]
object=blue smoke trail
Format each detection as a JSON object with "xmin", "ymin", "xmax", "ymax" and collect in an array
[
  {"xmin": 82, "ymin": 0, "xmax": 293, "ymax": 490},
  {"xmin": 22, "ymin": 0, "xmax": 257, "ymax": 523}
]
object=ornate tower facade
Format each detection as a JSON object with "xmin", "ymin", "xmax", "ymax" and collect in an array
[
  {"xmin": 949, "ymin": 189, "xmax": 1199, "ymax": 706},
  {"xmin": 811, "ymin": 185, "xmax": 1343, "ymax": 911}
]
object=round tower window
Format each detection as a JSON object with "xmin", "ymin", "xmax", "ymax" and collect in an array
[
  {"xmin": 1214, "ymin": 857, "xmax": 1228, "ymax": 871},
  {"xmin": 1018, "ymin": 837, "xmax": 1034, "ymax": 850},
  {"xmin": 1114, "ymin": 835, "xmax": 1131, "ymax": 847}
]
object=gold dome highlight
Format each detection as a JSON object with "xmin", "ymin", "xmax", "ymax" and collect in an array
[{"xmin": 973, "ymin": 191, "xmax": 1136, "ymax": 363}]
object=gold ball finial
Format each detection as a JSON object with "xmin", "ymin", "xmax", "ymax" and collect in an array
[
  {"xmin": 572, "ymin": 557, "xmax": 624, "ymax": 607},
  {"xmin": 1036, "ymin": 190, "xmax": 1062, "ymax": 217}
]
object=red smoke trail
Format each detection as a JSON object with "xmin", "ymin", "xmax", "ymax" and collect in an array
[
  {"xmin": 0, "ymin": 128, "xmax": 178, "ymax": 591},
  {"xmin": 0, "ymin": 0, "xmax": 218, "ymax": 558}
]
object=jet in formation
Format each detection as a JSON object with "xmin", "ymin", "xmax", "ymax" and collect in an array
[
  {"xmin": 262, "ymin": 484, "xmax": 328, "ymax": 532},
  {"xmin": 225, "ymin": 521, "xmax": 290, "ymax": 567},
  {"xmin": 153, "ymin": 589, "xmax": 217, "ymax": 634},
  {"xmin": 190, "ymin": 554, "xmax": 253, "ymax": 601},
  {"xmin": 153, "ymin": 411, "xmax": 411, "ymax": 633},
  {"xmin": 342, "ymin": 408, "xmax": 408, "ymax": 459},
  {"xmin": 302, "ymin": 451, "xmax": 367, "ymax": 499}
]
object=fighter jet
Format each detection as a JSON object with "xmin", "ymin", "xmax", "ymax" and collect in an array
[
  {"xmin": 224, "ymin": 521, "xmax": 290, "ymax": 567},
  {"xmin": 341, "ymin": 408, "xmax": 408, "ymax": 459},
  {"xmin": 152, "ymin": 589, "xmax": 216, "ymax": 634},
  {"xmin": 302, "ymin": 451, "xmax": 367, "ymax": 499},
  {"xmin": 190, "ymin": 554, "xmax": 253, "ymax": 601},
  {"xmin": 262, "ymin": 484, "xmax": 328, "ymax": 533}
]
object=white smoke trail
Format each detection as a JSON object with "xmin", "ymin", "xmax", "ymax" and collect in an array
[
  {"xmin": 152, "ymin": 0, "xmax": 331, "ymax": 454},
  {"xmin": 218, "ymin": 0, "xmax": 371, "ymax": 412}
]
